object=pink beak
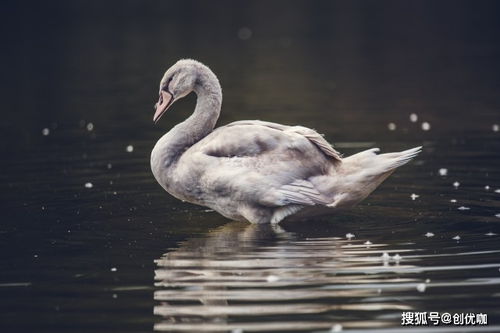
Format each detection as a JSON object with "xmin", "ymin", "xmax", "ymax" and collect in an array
[{"xmin": 153, "ymin": 90, "xmax": 174, "ymax": 123}]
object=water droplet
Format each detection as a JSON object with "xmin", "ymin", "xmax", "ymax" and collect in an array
[
  {"xmin": 457, "ymin": 206, "xmax": 470, "ymax": 211},
  {"xmin": 495, "ymin": 213, "xmax": 500, "ymax": 218},
  {"xmin": 485, "ymin": 232, "xmax": 497, "ymax": 236},
  {"xmin": 266, "ymin": 275, "xmax": 279, "ymax": 283},
  {"xmin": 485, "ymin": 185, "xmax": 490, "ymax": 190},
  {"xmin": 425, "ymin": 279, "xmax": 431, "ymax": 283},
  {"xmin": 493, "ymin": 124, "xmax": 499, "ymax": 132},
  {"xmin": 330, "ymin": 324, "xmax": 343, "ymax": 332},
  {"xmin": 110, "ymin": 267, "xmax": 117, "ymax": 272},
  {"xmin": 364, "ymin": 240, "xmax": 372, "ymax": 246},
  {"xmin": 452, "ymin": 235, "xmax": 461, "ymax": 241},
  {"xmin": 381, "ymin": 252, "xmax": 390, "ymax": 260},
  {"xmin": 438, "ymin": 168, "xmax": 448, "ymax": 176},
  {"xmin": 425, "ymin": 232, "xmax": 435, "ymax": 237},
  {"xmin": 453, "ymin": 181, "xmax": 460, "ymax": 188},
  {"xmin": 409, "ymin": 113, "xmax": 418, "ymax": 122},
  {"xmin": 410, "ymin": 193, "xmax": 419, "ymax": 200},
  {"xmin": 86, "ymin": 122, "xmax": 94, "ymax": 131},
  {"xmin": 345, "ymin": 233, "xmax": 355, "ymax": 240},
  {"xmin": 84, "ymin": 182, "xmax": 93, "ymax": 189},
  {"xmin": 387, "ymin": 122, "xmax": 396, "ymax": 131},
  {"xmin": 421, "ymin": 122, "xmax": 431, "ymax": 131},
  {"xmin": 393, "ymin": 254, "xmax": 402, "ymax": 261},
  {"xmin": 416, "ymin": 283, "xmax": 426, "ymax": 292},
  {"xmin": 237, "ymin": 27, "xmax": 252, "ymax": 40},
  {"xmin": 126, "ymin": 145, "xmax": 134, "ymax": 153},
  {"xmin": 112, "ymin": 294, "xmax": 117, "ymax": 299},
  {"xmin": 42, "ymin": 128, "xmax": 50, "ymax": 136},
  {"xmin": 107, "ymin": 163, "xmax": 112, "ymax": 169},
  {"xmin": 450, "ymin": 199, "xmax": 457, "ymax": 203},
  {"xmin": 495, "ymin": 189, "xmax": 500, "ymax": 194}
]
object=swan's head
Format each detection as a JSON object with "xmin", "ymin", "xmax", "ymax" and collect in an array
[{"xmin": 153, "ymin": 59, "xmax": 204, "ymax": 123}]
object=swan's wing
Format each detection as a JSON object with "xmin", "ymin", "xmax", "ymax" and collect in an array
[
  {"xmin": 205, "ymin": 120, "xmax": 341, "ymax": 160},
  {"xmin": 284, "ymin": 125, "xmax": 342, "ymax": 160},
  {"xmin": 275, "ymin": 179, "xmax": 331, "ymax": 206}
]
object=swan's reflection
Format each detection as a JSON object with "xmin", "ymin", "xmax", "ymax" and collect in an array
[{"xmin": 153, "ymin": 221, "xmax": 417, "ymax": 332}]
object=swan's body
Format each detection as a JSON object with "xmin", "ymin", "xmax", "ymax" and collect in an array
[{"xmin": 151, "ymin": 59, "xmax": 421, "ymax": 224}]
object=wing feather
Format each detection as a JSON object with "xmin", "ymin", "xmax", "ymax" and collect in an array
[
  {"xmin": 226, "ymin": 121, "xmax": 341, "ymax": 161},
  {"xmin": 277, "ymin": 179, "xmax": 330, "ymax": 206}
]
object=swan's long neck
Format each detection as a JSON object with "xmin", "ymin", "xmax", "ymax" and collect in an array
[{"xmin": 151, "ymin": 67, "xmax": 222, "ymax": 177}]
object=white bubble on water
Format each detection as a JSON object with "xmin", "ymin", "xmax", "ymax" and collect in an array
[
  {"xmin": 425, "ymin": 232, "xmax": 435, "ymax": 237},
  {"xmin": 457, "ymin": 206, "xmax": 470, "ymax": 211},
  {"xmin": 126, "ymin": 145, "xmax": 134, "ymax": 153},
  {"xmin": 86, "ymin": 122, "xmax": 94, "ymax": 131},
  {"xmin": 107, "ymin": 163, "xmax": 112, "ymax": 169},
  {"xmin": 345, "ymin": 233, "xmax": 355, "ymax": 240},
  {"xmin": 495, "ymin": 213, "xmax": 500, "ymax": 218},
  {"xmin": 110, "ymin": 267, "xmax": 117, "ymax": 272},
  {"xmin": 485, "ymin": 185, "xmax": 490, "ymax": 190},
  {"xmin": 387, "ymin": 122, "xmax": 397, "ymax": 131},
  {"xmin": 364, "ymin": 240, "xmax": 372, "ymax": 246},
  {"xmin": 485, "ymin": 232, "xmax": 497, "ymax": 236},
  {"xmin": 416, "ymin": 283, "xmax": 426, "ymax": 292},
  {"xmin": 381, "ymin": 252, "xmax": 390, "ymax": 260},
  {"xmin": 42, "ymin": 128, "xmax": 50, "ymax": 136},
  {"xmin": 237, "ymin": 27, "xmax": 252, "ymax": 40},
  {"xmin": 84, "ymin": 182, "xmax": 93, "ymax": 189},
  {"xmin": 438, "ymin": 168, "xmax": 448, "ymax": 176},
  {"xmin": 393, "ymin": 254, "xmax": 402, "ymax": 261},
  {"xmin": 421, "ymin": 122, "xmax": 431, "ymax": 131},
  {"xmin": 266, "ymin": 275, "xmax": 279, "ymax": 283},
  {"xmin": 495, "ymin": 189, "xmax": 500, "ymax": 194},
  {"xmin": 452, "ymin": 235, "xmax": 461, "ymax": 241},
  {"xmin": 330, "ymin": 324, "xmax": 343, "ymax": 332},
  {"xmin": 493, "ymin": 124, "xmax": 499, "ymax": 132},
  {"xmin": 453, "ymin": 181, "xmax": 460, "ymax": 188},
  {"xmin": 450, "ymin": 199, "xmax": 457, "ymax": 203},
  {"xmin": 410, "ymin": 193, "xmax": 419, "ymax": 200},
  {"xmin": 410, "ymin": 113, "xmax": 418, "ymax": 122}
]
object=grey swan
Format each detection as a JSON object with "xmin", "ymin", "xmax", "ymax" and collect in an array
[{"xmin": 151, "ymin": 59, "xmax": 421, "ymax": 224}]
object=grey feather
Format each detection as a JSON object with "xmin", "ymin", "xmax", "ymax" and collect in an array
[{"xmin": 151, "ymin": 59, "xmax": 422, "ymax": 224}]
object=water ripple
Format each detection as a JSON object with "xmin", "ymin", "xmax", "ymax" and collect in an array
[{"xmin": 154, "ymin": 222, "xmax": 500, "ymax": 331}]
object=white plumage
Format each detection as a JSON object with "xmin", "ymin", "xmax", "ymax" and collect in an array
[{"xmin": 151, "ymin": 59, "xmax": 421, "ymax": 224}]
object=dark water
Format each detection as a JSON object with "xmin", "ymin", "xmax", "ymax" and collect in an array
[{"xmin": 2, "ymin": 1, "xmax": 500, "ymax": 332}]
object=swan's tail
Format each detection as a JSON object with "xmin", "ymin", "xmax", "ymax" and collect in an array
[
  {"xmin": 341, "ymin": 146, "xmax": 422, "ymax": 182},
  {"xmin": 376, "ymin": 146, "xmax": 422, "ymax": 172},
  {"xmin": 328, "ymin": 146, "xmax": 421, "ymax": 208}
]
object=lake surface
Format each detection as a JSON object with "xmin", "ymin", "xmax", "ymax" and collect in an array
[{"xmin": 1, "ymin": 1, "xmax": 500, "ymax": 332}]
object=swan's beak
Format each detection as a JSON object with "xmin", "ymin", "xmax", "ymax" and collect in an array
[{"xmin": 153, "ymin": 90, "xmax": 174, "ymax": 123}]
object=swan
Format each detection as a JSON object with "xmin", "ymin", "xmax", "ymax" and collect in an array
[{"xmin": 151, "ymin": 59, "xmax": 421, "ymax": 224}]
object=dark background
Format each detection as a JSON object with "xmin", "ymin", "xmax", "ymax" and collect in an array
[
  {"xmin": 3, "ymin": 0, "xmax": 500, "ymax": 145},
  {"xmin": 1, "ymin": 1, "xmax": 500, "ymax": 332}
]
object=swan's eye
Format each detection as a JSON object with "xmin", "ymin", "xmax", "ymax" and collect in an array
[{"xmin": 162, "ymin": 77, "xmax": 174, "ymax": 92}]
